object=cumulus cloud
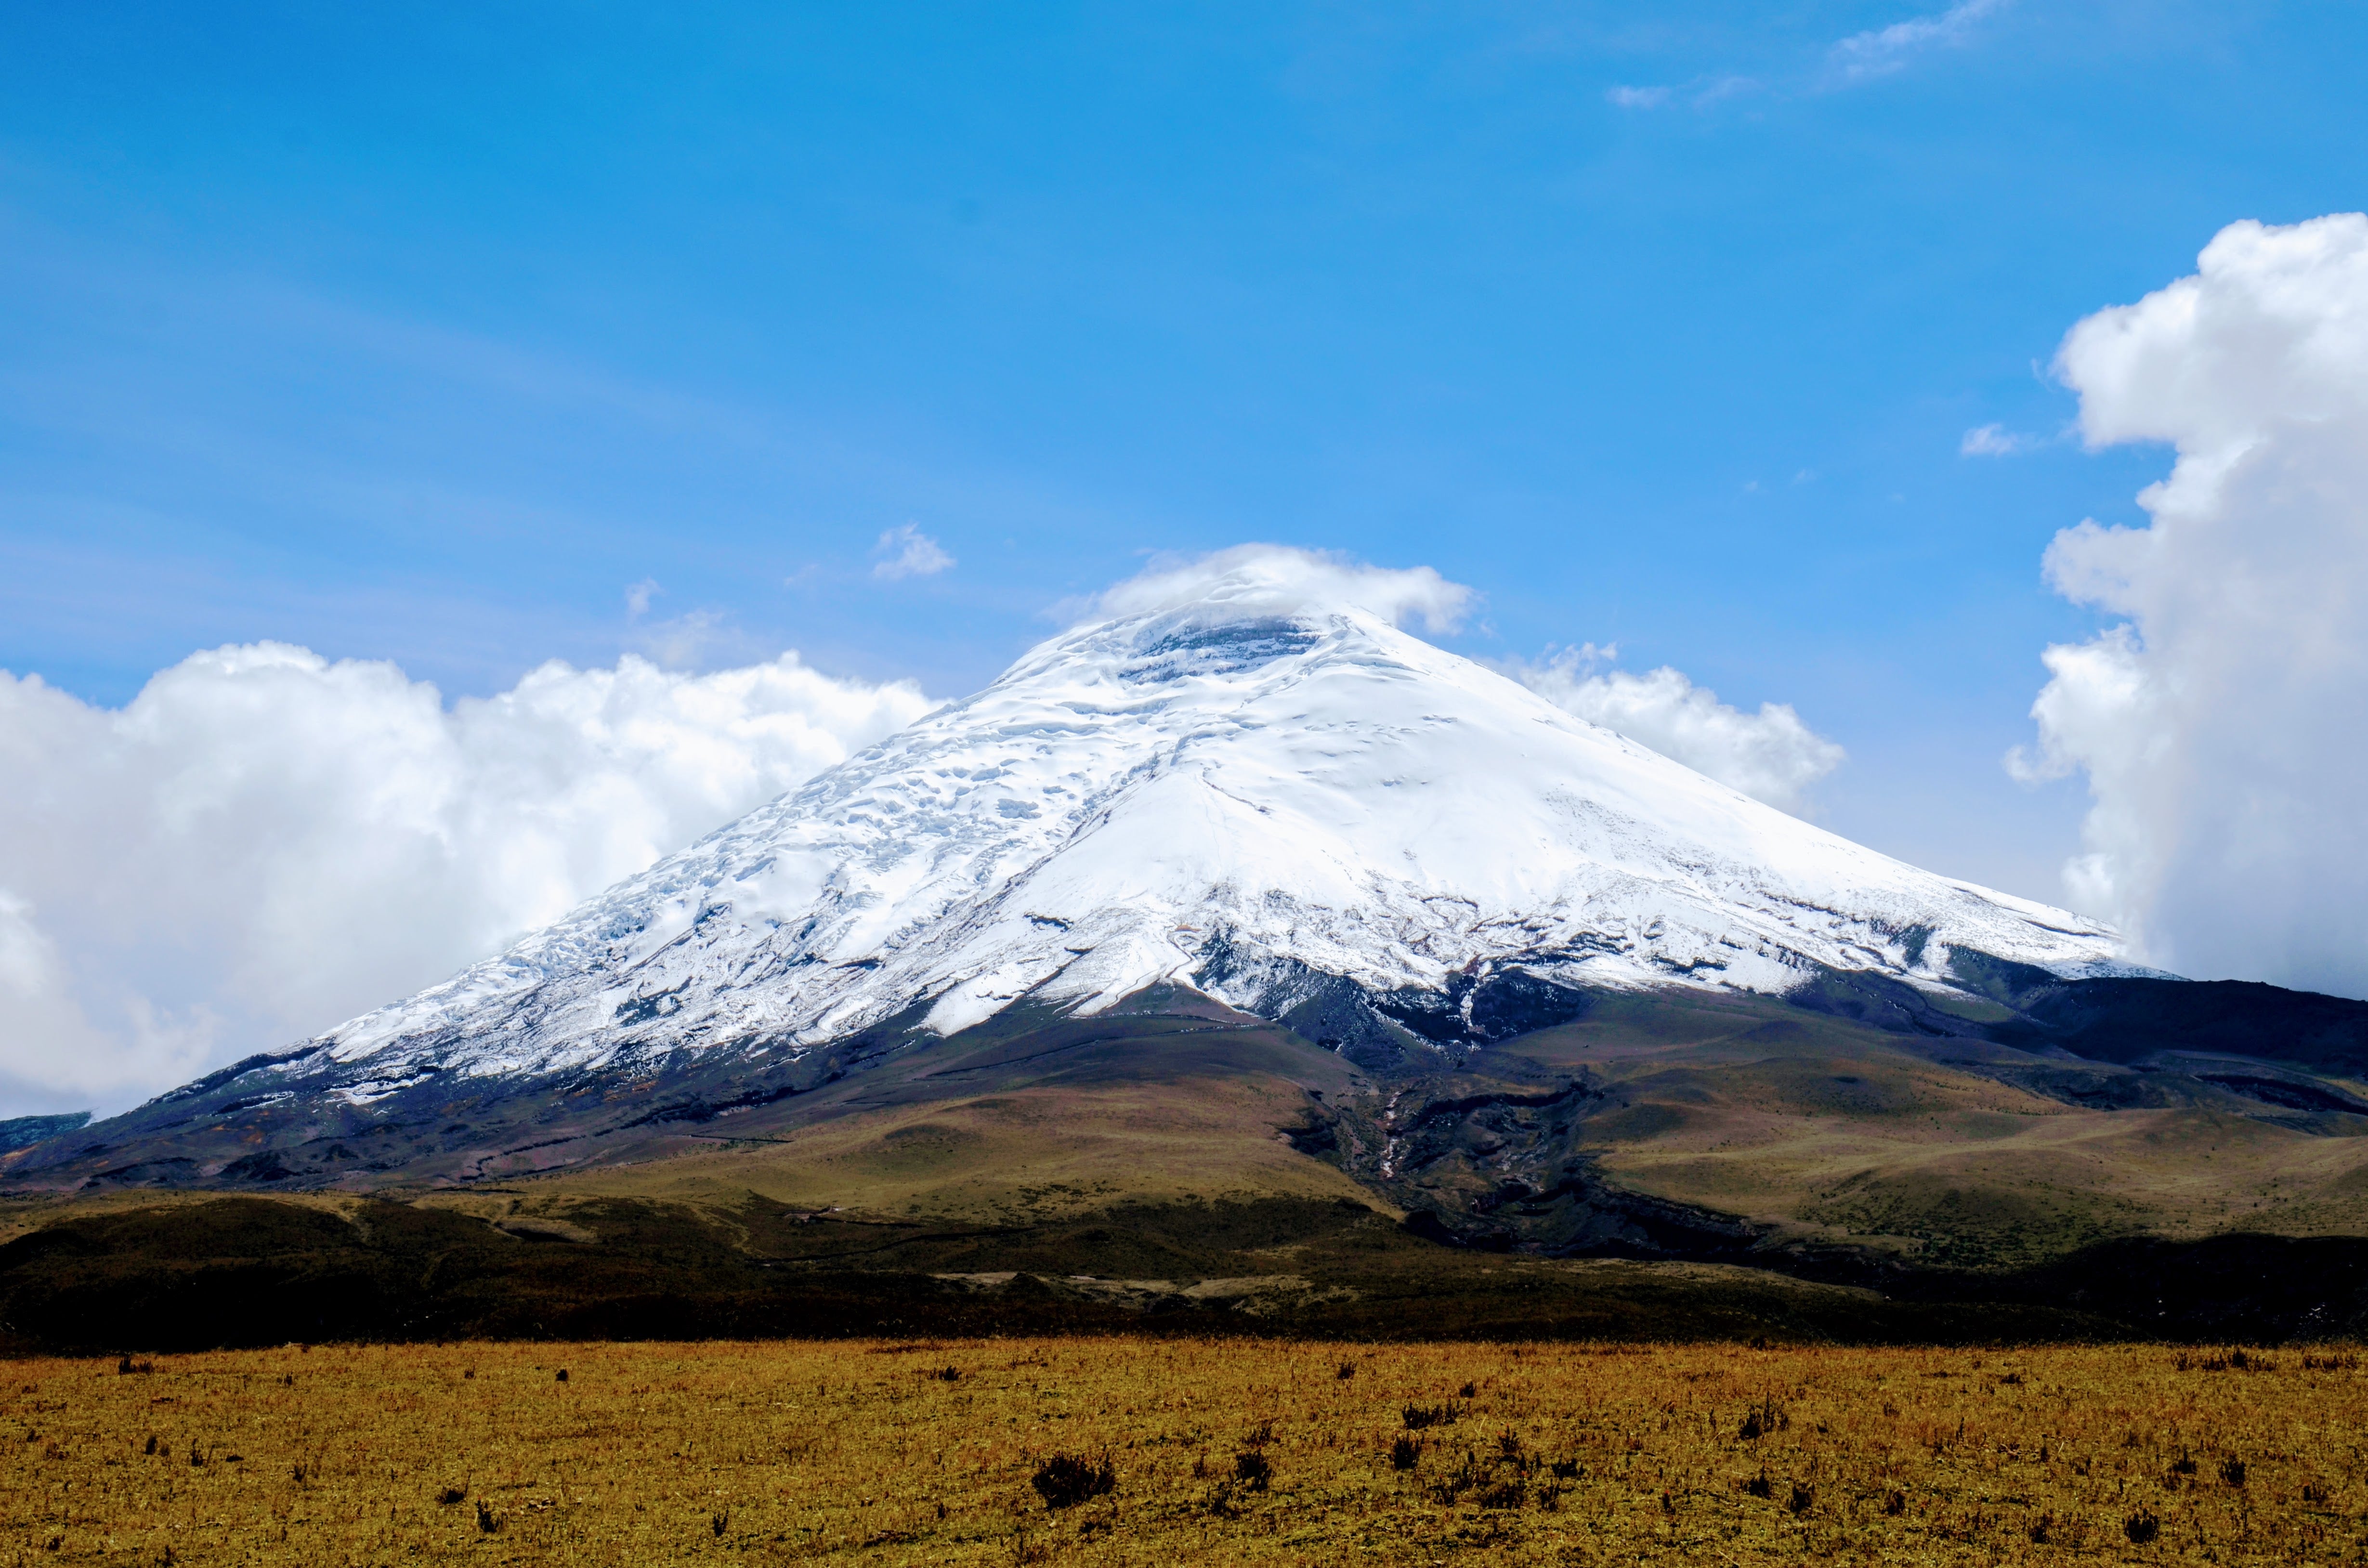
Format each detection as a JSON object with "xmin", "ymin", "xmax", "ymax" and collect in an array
[
  {"xmin": 1081, "ymin": 543, "xmax": 1475, "ymax": 633},
  {"xmin": 0, "ymin": 646, "xmax": 932, "ymax": 1112},
  {"xmin": 2017, "ymin": 212, "xmax": 2368, "ymax": 994},
  {"xmin": 1831, "ymin": 0, "xmax": 2010, "ymax": 81},
  {"xmin": 1505, "ymin": 645, "xmax": 1845, "ymax": 813},
  {"xmin": 871, "ymin": 523, "xmax": 955, "ymax": 581}
]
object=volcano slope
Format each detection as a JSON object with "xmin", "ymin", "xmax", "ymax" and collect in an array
[{"xmin": 11, "ymin": 578, "xmax": 2368, "ymax": 1346}]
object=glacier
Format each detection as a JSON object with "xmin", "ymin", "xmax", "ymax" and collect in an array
[{"xmin": 259, "ymin": 587, "xmax": 2124, "ymax": 1101}]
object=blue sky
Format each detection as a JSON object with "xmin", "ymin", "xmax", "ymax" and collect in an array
[{"xmin": 4, "ymin": 0, "xmax": 2364, "ymax": 904}]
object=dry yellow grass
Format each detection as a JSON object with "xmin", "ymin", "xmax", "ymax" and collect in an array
[{"xmin": 5, "ymin": 1336, "xmax": 2363, "ymax": 1564}]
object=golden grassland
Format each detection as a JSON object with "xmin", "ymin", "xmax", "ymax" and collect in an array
[{"xmin": 7, "ymin": 1338, "xmax": 2368, "ymax": 1565}]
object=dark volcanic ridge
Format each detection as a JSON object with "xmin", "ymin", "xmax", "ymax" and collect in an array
[
  {"xmin": 10, "ymin": 946, "xmax": 2368, "ymax": 1348},
  {"xmin": 12, "ymin": 944, "xmax": 2368, "ymax": 1204}
]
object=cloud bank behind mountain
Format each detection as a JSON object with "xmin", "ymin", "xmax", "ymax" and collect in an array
[
  {"xmin": 2020, "ymin": 213, "xmax": 2368, "ymax": 996},
  {"xmin": 0, "ymin": 647, "xmax": 931, "ymax": 1111}
]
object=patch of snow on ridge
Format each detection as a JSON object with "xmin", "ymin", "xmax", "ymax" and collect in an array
[{"xmin": 290, "ymin": 598, "xmax": 2124, "ymax": 1087}]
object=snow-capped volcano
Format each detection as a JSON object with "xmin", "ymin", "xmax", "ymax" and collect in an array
[{"xmin": 278, "ymin": 581, "xmax": 2122, "ymax": 1102}]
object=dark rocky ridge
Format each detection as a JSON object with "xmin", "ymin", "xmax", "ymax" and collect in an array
[{"xmin": 8, "ymin": 949, "xmax": 2368, "ymax": 1348}]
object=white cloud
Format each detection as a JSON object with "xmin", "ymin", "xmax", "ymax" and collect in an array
[
  {"xmin": 1961, "ymin": 422, "xmax": 2034, "ymax": 456},
  {"xmin": 628, "ymin": 606, "xmax": 746, "ymax": 669},
  {"xmin": 0, "ymin": 646, "xmax": 932, "ymax": 1112},
  {"xmin": 1080, "ymin": 543, "xmax": 1475, "ymax": 633},
  {"xmin": 1618, "ymin": 2, "xmax": 2006, "ymax": 114},
  {"xmin": 2018, "ymin": 212, "xmax": 2368, "ymax": 994},
  {"xmin": 1831, "ymin": 0, "xmax": 2010, "ymax": 81},
  {"xmin": 872, "ymin": 523, "xmax": 955, "ymax": 581},
  {"xmin": 1505, "ymin": 645, "xmax": 1845, "ymax": 813},
  {"xmin": 1606, "ymin": 76, "xmax": 1757, "ymax": 113}
]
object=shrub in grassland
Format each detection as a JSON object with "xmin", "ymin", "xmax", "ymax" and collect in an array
[{"xmin": 1030, "ymin": 1452, "xmax": 1114, "ymax": 1509}]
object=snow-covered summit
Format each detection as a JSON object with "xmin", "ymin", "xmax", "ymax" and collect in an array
[{"xmin": 283, "ymin": 571, "xmax": 2122, "ymax": 1098}]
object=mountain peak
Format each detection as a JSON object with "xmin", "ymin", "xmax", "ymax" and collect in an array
[{"xmin": 274, "ymin": 588, "xmax": 2118, "ymax": 1102}]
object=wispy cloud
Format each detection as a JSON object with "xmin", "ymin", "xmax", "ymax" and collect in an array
[
  {"xmin": 1830, "ymin": 0, "xmax": 2011, "ymax": 82},
  {"xmin": 1609, "ymin": 0, "xmax": 2012, "ymax": 112},
  {"xmin": 871, "ymin": 523, "xmax": 955, "ymax": 581},
  {"xmin": 1960, "ymin": 422, "xmax": 2036, "ymax": 456},
  {"xmin": 1606, "ymin": 75, "xmax": 1757, "ymax": 112},
  {"xmin": 1606, "ymin": 84, "xmax": 1672, "ymax": 109}
]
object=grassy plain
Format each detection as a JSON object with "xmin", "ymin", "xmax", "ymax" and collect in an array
[{"xmin": 6, "ymin": 1336, "xmax": 2364, "ymax": 1565}]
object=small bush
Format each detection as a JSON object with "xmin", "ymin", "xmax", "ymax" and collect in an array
[
  {"xmin": 1233, "ymin": 1451, "xmax": 1271, "ymax": 1492},
  {"xmin": 710, "ymin": 1510, "xmax": 727, "ymax": 1538},
  {"xmin": 1402, "ymin": 1404, "xmax": 1459, "ymax": 1430},
  {"xmin": 1475, "ymin": 1478, "xmax": 1523, "ymax": 1509},
  {"xmin": 1032, "ymin": 1453, "xmax": 1115, "ymax": 1510},
  {"xmin": 1335, "ymin": 1361, "xmax": 1356, "ymax": 1380},
  {"xmin": 1390, "ymin": 1435, "xmax": 1419, "ymax": 1471},
  {"xmin": 934, "ymin": 1366, "xmax": 961, "ymax": 1382},
  {"xmin": 1427, "ymin": 1456, "xmax": 1481, "ymax": 1507},
  {"xmin": 1787, "ymin": 1482, "xmax": 1813, "ymax": 1515},
  {"xmin": 2221, "ymin": 1457, "xmax": 2247, "ymax": 1487},
  {"xmin": 1457, "ymin": 1382, "xmax": 1477, "ymax": 1399},
  {"xmin": 438, "ymin": 1486, "xmax": 466, "ymax": 1505},
  {"xmin": 2124, "ymin": 1509, "xmax": 2160, "ymax": 1545},
  {"xmin": 476, "ymin": 1500, "xmax": 502, "ymax": 1534},
  {"xmin": 1744, "ymin": 1469, "xmax": 1773, "ymax": 1499}
]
